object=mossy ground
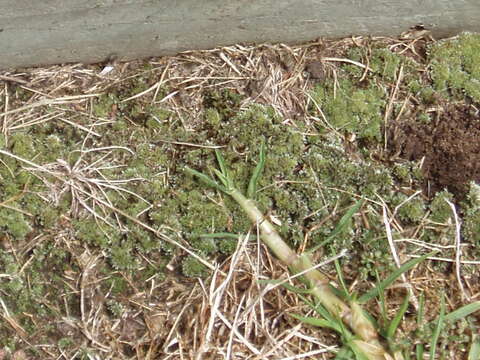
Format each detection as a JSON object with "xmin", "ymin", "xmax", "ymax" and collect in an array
[{"xmin": 0, "ymin": 33, "xmax": 479, "ymax": 359}]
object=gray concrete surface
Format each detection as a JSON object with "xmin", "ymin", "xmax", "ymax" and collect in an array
[{"xmin": 1, "ymin": 0, "xmax": 479, "ymax": 70}]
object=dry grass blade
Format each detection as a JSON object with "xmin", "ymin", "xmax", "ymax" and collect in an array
[
  {"xmin": 0, "ymin": 94, "xmax": 100, "ymax": 117},
  {"xmin": 446, "ymin": 199, "xmax": 469, "ymax": 301}
]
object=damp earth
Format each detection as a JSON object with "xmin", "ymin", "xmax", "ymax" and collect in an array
[{"xmin": 389, "ymin": 103, "xmax": 480, "ymax": 200}]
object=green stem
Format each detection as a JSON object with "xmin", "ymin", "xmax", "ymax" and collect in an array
[
  {"xmin": 229, "ymin": 188, "xmax": 389, "ymax": 357},
  {"xmin": 186, "ymin": 161, "xmax": 400, "ymax": 359}
]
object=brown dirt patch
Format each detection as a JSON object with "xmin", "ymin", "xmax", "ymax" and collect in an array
[{"xmin": 389, "ymin": 103, "xmax": 480, "ymax": 200}]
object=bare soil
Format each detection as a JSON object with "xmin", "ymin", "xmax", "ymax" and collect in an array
[{"xmin": 389, "ymin": 103, "xmax": 480, "ymax": 200}]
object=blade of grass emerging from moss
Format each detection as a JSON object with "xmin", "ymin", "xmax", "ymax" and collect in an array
[
  {"xmin": 376, "ymin": 269, "xmax": 389, "ymax": 326},
  {"xmin": 415, "ymin": 293, "xmax": 425, "ymax": 360},
  {"xmin": 358, "ymin": 252, "xmax": 435, "ymax": 304},
  {"xmin": 429, "ymin": 293, "xmax": 446, "ymax": 360},
  {"xmin": 185, "ymin": 167, "xmax": 227, "ymax": 192},
  {"xmin": 387, "ymin": 292, "xmax": 410, "ymax": 340},
  {"xmin": 308, "ymin": 200, "xmax": 363, "ymax": 254},
  {"xmin": 186, "ymin": 148, "xmax": 398, "ymax": 360},
  {"xmin": 247, "ymin": 140, "xmax": 266, "ymax": 199},
  {"xmin": 334, "ymin": 259, "xmax": 352, "ymax": 301},
  {"xmin": 214, "ymin": 149, "xmax": 234, "ymax": 190}
]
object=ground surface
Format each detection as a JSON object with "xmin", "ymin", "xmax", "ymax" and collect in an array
[{"xmin": 0, "ymin": 33, "xmax": 479, "ymax": 359}]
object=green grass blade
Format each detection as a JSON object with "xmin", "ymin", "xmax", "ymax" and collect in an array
[
  {"xmin": 376, "ymin": 269, "xmax": 388, "ymax": 325},
  {"xmin": 307, "ymin": 200, "xmax": 363, "ymax": 254},
  {"xmin": 185, "ymin": 167, "xmax": 227, "ymax": 192},
  {"xmin": 297, "ymin": 294, "xmax": 346, "ymax": 331},
  {"xmin": 404, "ymin": 350, "xmax": 411, "ymax": 360},
  {"xmin": 443, "ymin": 301, "xmax": 480, "ymax": 323},
  {"xmin": 247, "ymin": 141, "xmax": 266, "ymax": 199},
  {"xmin": 290, "ymin": 313, "xmax": 341, "ymax": 332},
  {"xmin": 429, "ymin": 292, "xmax": 445, "ymax": 360},
  {"xmin": 387, "ymin": 292, "xmax": 410, "ymax": 339},
  {"xmin": 334, "ymin": 259, "xmax": 351, "ymax": 300},
  {"xmin": 257, "ymin": 279, "xmax": 311, "ymax": 294},
  {"xmin": 468, "ymin": 334, "xmax": 480, "ymax": 360},
  {"xmin": 358, "ymin": 252, "xmax": 434, "ymax": 304},
  {"xmin": 417, "ymin": 292, "xmax": 425, "ymax": 326},
  {"xmin": 302, "ymin": 295, "xmax": 334, "ymax": 319},
  {"xmin": 212, "ymin": 168, "xmax": 229, "ymax": 188},
  {"xmin": 327, "ymin": 199, "xmax": 363, "ymax": 241},
  {"xmin": 415, "ymin": 344, "xmax": 424, "ymax": 360},
  {"xmin": 215, "ymin": 149, "xmax": 229, "ymax": 177}
]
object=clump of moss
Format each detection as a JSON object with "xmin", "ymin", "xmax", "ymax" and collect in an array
[
  {"xmin": 0, "ymin": 207, "xmax": 31, "ymax": 239},
  {"xmin": 370, "ymin": 48, "xmax": 406, "ymax": 81},
  {"xmin": 429, "ymin": 190, "xmax": 454, "ymax": 223},
  {"xmin": 74, "ymin": 219, "xmax": 117, "ymax": 248},
  {"xmin": 93, "ymin": 93, "xmax": 119, "ymax": 118},
  {"xmin": 110, "ymin": 241, "xmax": 138, "ymax": 270},
  {"xmin": 181, "ymin": 255, "xmax": 209, "ymax": 278},
  {"xmin": 10, "ymin": 132, "xmax": 36, "ymax": 159},
  {"xmin": 203, "ymin": 89, "xmax": 242, "ymax": 121},
  {"xmin": 393, "ymin": 194, "xmax": 426, "ymax": 223},
  {"xmin": 0, "ymin": 241, "xmax": 77, "ymax": 339},
  {"xmin": 310, "ymin": 77, "xmax": 386, "ymax": 141},
  {"xmin": 306, "ymin": 137, "xmax": 393, "ymax": 204},
  {"xmin": 463, "ymin": 182, "xmax": 480, "ymax": 248},
  {"xmin": 428, "ymin": 33, "xmax": 480, "ymax": 102}
]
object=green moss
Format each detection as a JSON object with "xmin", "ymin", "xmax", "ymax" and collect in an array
[
  {"xmin": 131, "ymin": 228, "xmax": 158, "ymax": 253},
  {"xmin": 93, "ymin": 93, "xmax": 119, "ymax": 118},
  {"xmin": 109, "ymin": 242, "xmax": 138, "ymax": 270},
  {"xmin": 310, "ymin": 78, "xmax": 385, "ymax": 141},
  {"xmin": 396, "ymin": 196, "xmax": 426, "ymax": 223},
  {"xmin": 58, "ymin": 337, "xmax": 75, "ymax": 349},
  {"xmin": 181, "ymin": 255, "xmax": 209, "ymax": 278},
  {"xmin": 190, "ymin": 236, "xmax": 218, "ymax": 255},
  {"xmin": 463, "ymin": 183, "xmax": 480, "ymax": 247},
  {"xmin": 107, "ymin": 300, "xmax": 125, "ymax": 317},
  {"xmin": 177, "ymin": 190, "xmax": 230, "ymax": 235},
  {"xmin": 204, "ymin": 108, "xmax": 222, "ymax": 129},
  {"xmin": 0, "ymin": 241, "xmax": 75, "ymax": 338},
  {"xmin": 218, "ymin": 238, "xmax": 238, "ymax": 254},
  {"xmin": 0, "ymin": 207, "xmax": 31, "ymax": 239},
  {"xmin": 36, "ymin": 205, "xmax": 61, "ymax": 228},
  {"xmin": 429, "ymin": 33, "xmax": 480, "ymax": 102},
  {"xmin": 203, "ymin": 89, "xmax": 242, "ymax": 121},
  {"xmin": 74, "ymin": 219, "xmax": 120, "ymax": 249},
  {"xmin": 392, "ymin": 163, "xmax": 411, "ymax": 183},
  {"xmin": 10, "ymin": 132, "xmax": 35, "ymax": 159},
  {"xmin": 429, "ymin": 190, "xmax": 454, "ymax": 223},
  {"xmin": 41, "ymin": 134, "xmax": 64, "ymax": 162},
  {"xmin": 369, "ymin": 48, "xmax": 403, "ymax": 81},
  {"xmin": 104, "ymin": 274, "xmax": 130, "ymax": 296}
]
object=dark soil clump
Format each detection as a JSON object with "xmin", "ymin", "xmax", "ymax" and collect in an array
[{"xmin": 389, "ymin": 103, "xmax": 480, "ymax": 200}]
